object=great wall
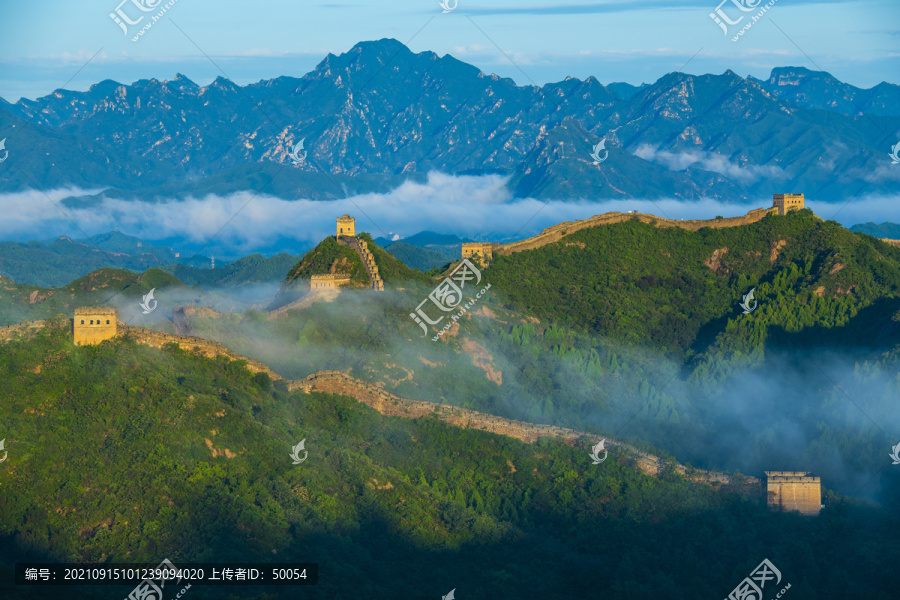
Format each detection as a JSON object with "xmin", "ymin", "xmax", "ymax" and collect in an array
[
  {"xmin": 459, "ymin": 194, "xmax": 819, "ymax": 260},
  {"xmin": 335, "ymin": 215, "xmax": 385, "ymax": 291},
  {"xmin": 340, "ymin": 237, "xmax": 385, "ymax": 291},
  {"xmin": 0, "ymin": 316, "xmax": 759, "ymax": 490},
  {"xmin": 289, "ymin": 370, "xmax": 757, "ymax": 486},
  {"xmin": 119, "ymin": 324, "xmax": 283, "ymax": 382},
  {"xmin": 495, "ymin": 208, "xmax": 775, "ymax": 255},
  {"xmin": 0, "ymin": 319, "xmax": 48, "ymax": 342},
  {"xmin": 8, "ymin": 203, "xmax": 851, "ymax": 497}
]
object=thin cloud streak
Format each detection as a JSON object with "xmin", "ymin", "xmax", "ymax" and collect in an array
[{"xmin": 633, "ymin": 144, "xmax": 786, "ymax": 183}]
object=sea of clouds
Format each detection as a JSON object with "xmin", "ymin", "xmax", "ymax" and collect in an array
[{"xmin": 0, "ymin": 173, "xmax": 897, "ymax": 257}]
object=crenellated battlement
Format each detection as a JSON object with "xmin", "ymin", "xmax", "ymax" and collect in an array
[{"xmin": 310, "ymin": 273, "xmax": 351, "ymax": 290}]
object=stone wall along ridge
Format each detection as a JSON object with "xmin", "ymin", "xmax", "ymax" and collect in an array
[
  {"xmin": 341, "ymin": 236, "xmax": 385, "ymax": 291},
  {"xmin": 497, "ymin": 208, "xmax": 774, "ymax": 255},
  {"xmin": 4, "ymin": 317, "xmax": 757, "ymax": 489},
  {"xmin": 120, "ymin": 325, "xmax": 283, "ymax": 381},
  {"xmin": 292, "ymin": 370, "xmax": 758, "ymax": 487},
  {"xmin": 0, "ymin": 319, "xmax": 47, "ymax": 342}
]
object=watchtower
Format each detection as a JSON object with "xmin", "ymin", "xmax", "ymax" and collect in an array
[
  {"xmin": 765, "ymin": 471, "xmax": 821, "ymax": 515},
  {"xmin": 74, "ymin": 307, "xmax": 119, "ymax": 346},
  {"xmin": 461, "ymin": 242, "xmax": 495, "ymax": 264},
  {"xmin": 772, "ymin": 193, "xmax": 804, "ymax": 216},
  {"xmin": 337, "ymin": 215, "xmax": 356, "ymax": 239}
]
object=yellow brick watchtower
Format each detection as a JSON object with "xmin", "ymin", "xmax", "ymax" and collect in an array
[
  {"xmin": 74, "ymin": 307, "xmax": 118, "ymax": 346},
  {"xmin": 766, "ymin": 471, "xmax": 821, "ymax": 515},
  {"xmin": 772, "ymin": 193, "xmax": 804, "ymax": 216},
  {"xmin": 461, "ymin": 242, "xmax": 495, "ymax": 264},
  {"xmin": 337, "ymin": 215, "xmax": 356, "ymax": 239}
]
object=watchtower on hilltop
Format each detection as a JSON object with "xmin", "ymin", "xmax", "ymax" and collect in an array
[
  {"xmin": 337, "ymin": 215, "xmax": 356, "ymax": 239},
  {"xmin": 461, "ymin": 242, "xmax": 495, "ymax": 264},
  {"xmin": 772, "ymin": 193, "xmax": 804, "ymax": 216},
  {"xmin": 766, "ymin": 471, "xmax": 821, "ymax": 515},
  {"xmin": 74, "ymin": 307, "xmax": 119, "ymax": 346}
]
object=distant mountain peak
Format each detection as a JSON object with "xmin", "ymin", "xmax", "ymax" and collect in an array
[
  {"xmin": 350, "ymin": 37, "xmax": 409, "ymax": 56},
  {"xmin": 2, "ymin": 40, "xmax": 898, "ymax": 201}
]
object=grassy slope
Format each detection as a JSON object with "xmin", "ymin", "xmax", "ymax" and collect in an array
[{"xmin": 0, "ymin": 326, "xmax": 897, "ymax": 600}]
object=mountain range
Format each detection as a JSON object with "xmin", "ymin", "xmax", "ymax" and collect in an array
[
  {"xmin": 0, "ymin": 230, "xmax": 298, "ymax": 288},
  {"xmin": 851, "ymin": 221, "xmax": 900, "ymax": 239},
  {"xmin": 1, "ymin": 39, "xmax": 899, "ymax": 202}
]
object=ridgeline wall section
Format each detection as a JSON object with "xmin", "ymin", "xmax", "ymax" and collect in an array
[
  {"xmin": 497, "ymin": 208, "xmax": 775, "ymax": 255},
  {"xmin": 118, "ymin": 325, "xmax": 284, "ymax": 382},
  {"xmin": 290, "ymin": 370, "xmax": 759, "ymax": 487},
  {"xmin": 0, "ymin": 319, "xmax": 47, "ymax": 342}
]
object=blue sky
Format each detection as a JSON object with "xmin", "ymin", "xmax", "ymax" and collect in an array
[{"xmin": 0, "ymin": 0, "xmax": 897, "ymax": 102}]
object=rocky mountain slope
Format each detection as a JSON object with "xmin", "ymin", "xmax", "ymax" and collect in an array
[{"xmin": 2, "ymin": 40, "xmax": 898, "ymax": 201}]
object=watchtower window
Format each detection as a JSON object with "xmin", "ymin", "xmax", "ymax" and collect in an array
[
  {"xmin": 90, "ymin": 320, "xmax": 94, "ymax": 325},
  {"xmin": 80, "ymin": 320, "xmax": 84, "ymax": 324},
  {"xmin": 106, "ymin": 320, "xmax": 110, "ymax": 324}
]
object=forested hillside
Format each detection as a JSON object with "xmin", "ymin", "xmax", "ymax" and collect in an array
[
  {"xmin": 175, "ymin": 211, "xmax": 900, "ymax": 505},
  {"xmin": 0, "ymin": 322, "xmax": 897, "ymax": 599},
  {"xmin": 0, "ymin": 267, "xmax": 192, "ymax": 326},
  {"xmin": 487, "ymin": 210, "xmax": 900, "ymax": 362},
  {"xmin": 161, "ymin": 252, "xmax": 298, "ymax": 288},
  {"xmin": 0, "ymin": 232, "xmax": 182, "ymax": 288}
]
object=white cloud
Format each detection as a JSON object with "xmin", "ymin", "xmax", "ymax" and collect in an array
[
  {"xmin": 0, "ymin": 174, "xmax": 896, "ymax": 257},
  {"xmin": 633, "ymin": 144, "xmax": 785, "ymax": 183}
]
